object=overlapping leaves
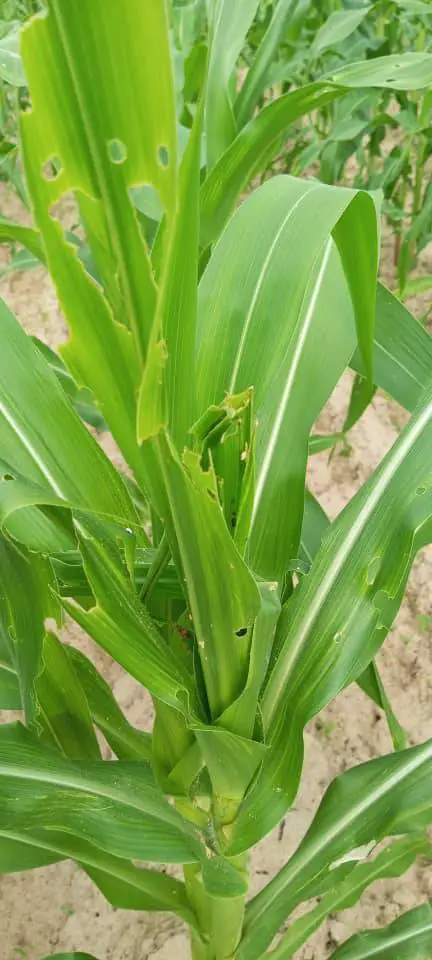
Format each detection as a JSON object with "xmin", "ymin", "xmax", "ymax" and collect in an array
[{"xmin": 0, "ymin": 4, "xmax": 432, "ymax": 958}]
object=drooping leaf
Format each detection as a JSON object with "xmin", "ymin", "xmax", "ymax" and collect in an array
[
  {"xmin": 270, "ymin": 837, "xmax": 431, "ymax": 960},
  {"xmin": 300, "ymin": 494, "xmax": 404, "ymax": 749},
  {"xmin": 329, "ymin": 53, "xmax": 432, "ymax": 91},
  {"xmin": 0, "ymin": 475, "xmax": 76, "ymax": 554},
  {"xmin": 197, "ymin": 175, "xmax": 378, "ymax": 580},
  {"xmin": 0, "ymin": 723, "xmax": 203, "ymax": 864},
  {"xmin": 0, "ymin": 825, "xmax": 197, "ymax": 925},
  {"xmin": 269, "ymin": 835, "xmax": 431, "ymax": 959},
  {"xmin": 0, "ymin": 834, "xmax": 63, "ymax": 873},
  {"xmin": 238, "ymin": 739, "xmax": 432, "ymax": 959},
  {"xmin": 330, "ymin": 901, "xmax": 432, "ymax": 959},
  {"xmin": 230, "ymin": 380, "xmax": 432, "ymax": 854},
  {"xmin": 0, "ymin": 297, "xmax": 137, "ymax": 528},
  {"xmin": 65, "ymin": 646, "xmax": 152, "ymax": 761},
  {"xmin": 264, "ymin": 377, "xmax": 432, "ymax": 727}
]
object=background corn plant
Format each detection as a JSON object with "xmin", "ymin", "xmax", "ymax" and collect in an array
[
  {"xmin": 3, "ymin": 0, "xmax": 432, "ymax": 293},
  {"xmin": 252, "ymin": 0, "xmax": 432, "ymax": 298},
  {"xmin": 169, "ymin": 0, "xmax": 432, "ymax": 298},
  {"xmin": 1, "ymin": 1, "xmax": 432, "ymax": 959}
]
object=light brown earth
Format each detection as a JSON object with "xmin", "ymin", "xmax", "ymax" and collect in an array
[{"xmin": 0, "ymin": 184, "xmax": 431, "ymax": 960}]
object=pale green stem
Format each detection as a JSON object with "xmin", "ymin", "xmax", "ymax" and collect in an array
[{"xmin": 184, "ymin": 857, "xmax": 248, "ymax": 960}]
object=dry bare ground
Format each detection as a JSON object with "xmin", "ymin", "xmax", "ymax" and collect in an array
[{"xmin": 0, "ymin": 184, "xmax": 431, "ymax": 960}]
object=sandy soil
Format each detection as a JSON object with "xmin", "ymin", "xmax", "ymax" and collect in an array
[{"xmin": 0, "ymin": 184, "xmax": 431, "ymax": 960}]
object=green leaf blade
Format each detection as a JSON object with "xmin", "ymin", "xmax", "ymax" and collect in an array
[
  {"xmin": 0, "ymin": 297, "xmax": 137, "ymax": 528},
  {"xmin": 0, "ymin": 723, "xmax": 203, "ymax": 865},
  {"xmin": 330, "ymin": 901, "xmax": 432, "ymax": 959},
  {"xmin": 197, "ymin": 175, "xmax": 378, "ymax": 580},
  {"xmin": 270, "ymin": 836, "xmax": 430, "ymax": 959},
  {"xmin": 238, "ymin": 739, "xmax": 432, "ymax": 960}
]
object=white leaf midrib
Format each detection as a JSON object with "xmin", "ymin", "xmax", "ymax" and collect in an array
[
  {"xmin": 0, "ymin": 399, "xmax": 66, "ymax": 500},
  {"xmin": 252, "ymin": 238, "xmax": 332, "ymax": 524},
  {"xmin": 249, "ymin": 739, "xmax": 432, "ymax": 933},
  {"xmin": 227, "ymin": 186, "xmax": 320, "ymax": 395},
  {"xmin": 345, "ymin": 915, "xmax": 432, "ymax": 959},
  {"xmin": 0, "ymin": 753, "xmax": 161, "ymax": 818}
]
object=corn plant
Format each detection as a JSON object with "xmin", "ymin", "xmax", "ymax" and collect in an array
[
  {"xmin": 241, "ymin": 0, "xmax": 432, "ymax": 293},
  {"xmin": 1, "ymin": 3, "xmax": 432, "ymax": 960}
]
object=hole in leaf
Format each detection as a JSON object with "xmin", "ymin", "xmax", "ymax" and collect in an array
[
  {"xmin": 41, "ymin": 155, "xmax": 63, "ymax": 181},
  {"xmin": 158, "ymin": 145, "xmax": 169, "ymax": 168},
  {"xmin": 107, "ymin": 139, "xmax": 127, "ymax": 164},
  {"xmin": 235, "ymin": 627, "xmax": 247, "ymax": 638}
]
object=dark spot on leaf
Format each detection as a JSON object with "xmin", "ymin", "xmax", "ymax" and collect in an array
[{"xmin": 235, "ymin": 627, "xmax": 247, "ymax": 638}]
